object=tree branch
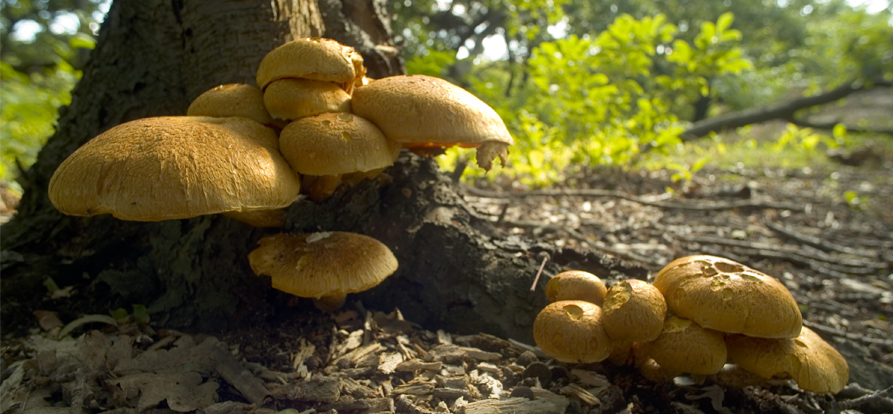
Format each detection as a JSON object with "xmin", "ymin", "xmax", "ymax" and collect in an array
[{"xmin": 679, "ymin": 80, "xmax": 892, "ymax": 140}]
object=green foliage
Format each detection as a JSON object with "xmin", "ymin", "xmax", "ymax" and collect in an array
[
  {"xmin": 441, "ymin": 13, "xmax": 752, "ymax": 185},
  {"xmin": 1, "ymin": 0, "xmax": 104, "ymax": 183}
]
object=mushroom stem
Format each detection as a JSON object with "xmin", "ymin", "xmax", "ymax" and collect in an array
[
  {"xmin": 342, "ymin": 167, "xmax": 386, "ymax": 186},
  {"xmin": 303, "ymin": 174, "xmax": 342, "ymax": 201},
  {"xmin": 312, "ymin": 293, "xmax": 347, "ymax": 312}
]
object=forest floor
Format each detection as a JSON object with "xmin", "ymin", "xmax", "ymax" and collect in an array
[{"xmin": 1, "ymin": 145, "xmax": 891, "ymax": 414}]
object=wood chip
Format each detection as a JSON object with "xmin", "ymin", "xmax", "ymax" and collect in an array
[
  {"xmin": 459, "ymin": 396, "xmax": 566, "ymax": 414},
  {"xmin": 392, "ymin": 380, "xmax": 436, "ymax": 396},
  {"xmin": 561, "ymin": 383, "xmax": 601, "ymax": 406},
  {"xmin": 396, "ymin": 359, "xmax": 442, "ymax": 372},
  {"xmin": 570, "ymin": 368, "xmax": 611, "ymax": 387},
  {"xmin": 378, "ymin": 352, "xmax": 404, "ymax": 374}
]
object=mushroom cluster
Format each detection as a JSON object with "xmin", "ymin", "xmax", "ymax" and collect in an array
[
  {"xmin": 532, "ymin": 255, "xmax": 850, "ymax": 394},
  {"xmin": 48, "ymin": 37, "xmax": 512, "ymax": 311}
]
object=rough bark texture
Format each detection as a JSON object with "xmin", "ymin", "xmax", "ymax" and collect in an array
[{"xmin": 0, "ymin": 0, "xmax": 645, "ymax": 342}]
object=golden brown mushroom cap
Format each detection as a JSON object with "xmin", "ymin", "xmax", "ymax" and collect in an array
[
  {"xmin": 725, "ymin": 327, "xmax": 849, "ymax": 394},
  {"xmin": 544, "ymin": 270, "xmax": 608, "ymax": 305},
  {"xmin": 646, "ymin": 317, "xmax": 728, "ymax": 376},
  {"xmin": 654, "ymin": 255, "xmax": 802, "ymax": 338},
  {"xmin": 279, "ymin": 112, "xmax": 400, "ymax": 176},
  {"xmin": 48, "ymin": 116, "xmax": 300, "ymax": 221},
  {"xmin": 351, "ymin": 75, "xmax": 514, "ymax": 170},
  {"xmin": 532, "ymin": 300, "xmax": 612, "ymax": 364},
  {"xmin": 256, "ymin": 37, "xmax": 363, "ymax": 89},
  {"xmin": 602, "ymin": 279, "xmax": 667, "ymax": 343},
  {"xmin": 263, "ymin": 78, "xmax": 352, "ymax": 120},
  {"xmin": 187, "ymin": 84, "xmax": 274, "ymax": 125},
  {"xmin": 248, "ymin": 232, "xmax": 398, "ymax": 299}
]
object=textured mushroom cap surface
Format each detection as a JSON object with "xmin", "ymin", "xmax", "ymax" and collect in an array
[
  {"xmin": 48, "ymin": 116, "xmax": 300, "ymax": 221},
  {"xmin": 544, "ymin": 270, "xmax": 608, "ymax": 305},
  {"xmin": 187, "ymin": 84, "xmax": 274, "ymax": 125},
  {"xmin": 248, "ymin": 232, "xmax": 398, "ymax": 299},
  {"xmin": 654, "ymin": 255, "xmax": 802, "ymax": 338},
  {"xmin": 256, "ymin": 37, "xmax": 363, "ymax": 89},
  {"xmin": 647, "ymin": 317, "xmax": 728, "ymax": 375},
  {"xmin": 726, "ymin": 327, "xmax": 849, "ymax": 394},
  {"xmin": 263, "ymin": 78, "xmax": 352, "ymax": 120},
  {"xmin": 351, "ymin": 75, "xmax": 514, "ymax": 147},
  {"xmin": 279, "ymin": 112, "xmax": 400, "ymax": 176},
  {"xmin": 532, "ymin": 300, "xmax": 612, "ymax": 364},
  {"xmin": 602, "ymin": 279, "xmax": 667, "ymax": 343}
]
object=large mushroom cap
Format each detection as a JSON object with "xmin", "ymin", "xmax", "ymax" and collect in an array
[
  {"xmin": 279, "ymin": 112, "xmax": 400, "ymax": 176},
  {"xmin": 187, "ymin": 83, "xmax": 274, "ymax": 126},
  {"xmin": 532, "ymin": 300, "xmax": 612, "ymax": 364},
  {"xmin": 725, "ymin": 327, "xmax": 849, "ymax": 394},
  {"xmin": 351, "ymin": 75, "xmax": 514, "ymax": 170},
  {"xmin": 602, "ymin": 279, "xmax": 667, "ymax": 343},
  {"xmin": 248, "ymin": 232, "xmax": 398, "ymax": 300},
  {"xmin": 48, "ymin": 116, "xmax": 300, "ymax": 221},
  {"xmin": 255, "ymin": 37, "xmax": 364, "ymax": 90},
  {"xmin": 653, "ymin": 255, "xmax": 802, "ymax": 338}
]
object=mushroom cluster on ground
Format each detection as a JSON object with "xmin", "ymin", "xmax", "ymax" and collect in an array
[
  {"xmin": 532, "ymin": 255, "xmax": 850, "ymax": 395},
  {"xmin": 47, "ymin": 37, "xmax": 517, "ymax": 310}
]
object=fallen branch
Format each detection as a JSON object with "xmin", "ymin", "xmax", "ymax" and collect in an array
[{"xmin": 679, "ymin": 80, "xmax": 891, "ymax": 140}]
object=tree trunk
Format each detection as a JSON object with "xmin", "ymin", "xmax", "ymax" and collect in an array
[{"xmin": 0, "ymin": 0, "xmax": 644, "ymax": 343}]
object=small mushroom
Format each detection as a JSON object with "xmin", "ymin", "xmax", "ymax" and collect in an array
[
  {"xmin": 532, "ymin": 300, "xmax": 612, "ymax": 364},
  {"xmin": 48, "ymin": 116, "xmax": 300, "ymax": 226},
  {"xmin": 653, "ymin": 255, "xmax": 802, "ymax": 338},
  {"xmin": 256, "ymin": 37, "xmax": 365, "ymax": 92},
  {"xmin": 725, "ymin": 326, "xmax": 849, "ymax": 394},
  {"xmin": 643, "ymin": 316, "xmax": 728, "ymax": 380},
  {"xmin": 351, "ymin": 75, "xmax": 514, "ymax": 171},
  {"xmin": 278, "ymin": 112, "xmax": 400, "ymax": 201},
  {"xmin": 187, "ymin": 83, "xmax": 275, "ymax": 126},
  {"xmin": 602, "ymin": 279, "xmax": 667, "ymax": 343},
  {"xmin": 263, "ymin": 78, "xmax": 351, "ymax": 120},
  {"xmin": 544, "ymin": 270, "xmax": 608, "ymax": 305},
  {"xmin": 248, "ymin": 231, "xmax": 398, "ymax": 312}
]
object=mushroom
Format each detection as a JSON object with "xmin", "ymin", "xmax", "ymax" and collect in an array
[
  {"xmin": 544, "ymin": 270, "xmax": 608, "ymax": 305},
  {"xmin": 642, "ymin": 316, "xmax": 728, "ymax": 381},
  {"xmin": 255, "ymin": 37, "xmax": 365, "ymax": 93},
  {"xmin": 602, "ymin": 279, "xmax": 667, "ymax": 344},
  {"xmin": 186, "ymin": 83, "xmax": 275, "ymax": 126},
  {"xmin": 351, "ymin": 75, "xmax": 514, "ymax": 171},
  {"xmin": 263, "ymin": 78, "xmax": 351, "ymax": 120},
  {"xmin": 48, "ymin": 116, "xmax": 300, "ymax": 227},
  {"xmin": 725, "ymin": 326, "xmax": 849, "ymax": 394},
  {"xmin": 278, "ymin": 112, "xmax": 400, "ymax": 201},
  {"xmin": 247, "ymin": 231, "xmax": 398, "ymax": 312},
  {"xmin": 653, "ymin": 255, "xmax": 802, "ymax": 338},
  {"xmin": 532, "ymin": 300, "xmax": 612, "ymax": 363}
]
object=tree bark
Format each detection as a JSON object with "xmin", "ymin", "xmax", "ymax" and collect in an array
[{"xmin": 0, "ymin": 0, "xmax": 645, "ymax": 342}]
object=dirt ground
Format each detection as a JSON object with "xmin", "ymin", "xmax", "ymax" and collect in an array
[{"xmin": 1, "ymin": 147, "xmax": 891, "ymax": 413}]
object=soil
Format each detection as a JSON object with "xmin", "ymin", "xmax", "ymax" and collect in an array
[{"xmin": 1, "ymin": 148, "xmax": 891, "ymax": 413}]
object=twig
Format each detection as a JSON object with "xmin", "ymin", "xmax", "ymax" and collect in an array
[
  {"xmin": 530, "ymin": 252, "xmax": 550, "ymax": 292},
  {"xmin": 764, "ymin": 221, "xmax": 877, "ymax": 259},
  {"xmin": 679, "ymin": 235, "xmax": 885, "ymax": 273},
  {"xmin": 838, "ymin": 385, "xmax": 893, "ymax": 411},
  {"xmin": 462, "ymin": 186, "xmax": 804, "ymax": 212}
]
